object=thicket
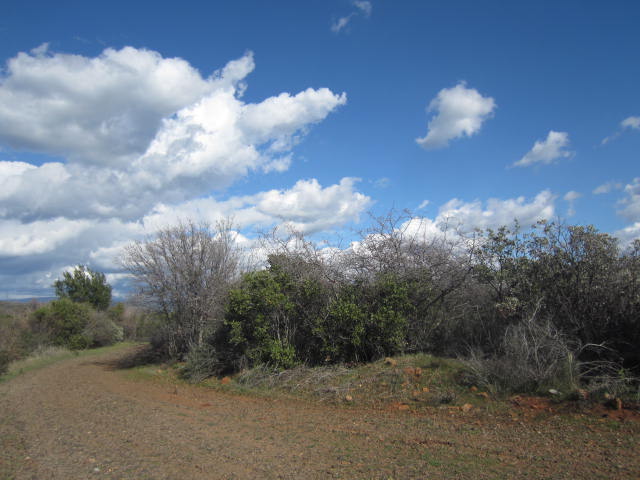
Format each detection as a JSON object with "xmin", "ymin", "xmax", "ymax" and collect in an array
[{"xmin": 122, "ymin": 215, "xmax": 640, "ymax": 395}]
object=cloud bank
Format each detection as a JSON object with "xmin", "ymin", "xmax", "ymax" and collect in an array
[{"xmin": 0, "ymin": 45, "xmax": 365, "ymax": 298}]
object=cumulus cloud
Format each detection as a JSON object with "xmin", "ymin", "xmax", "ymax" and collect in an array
[
  {"xmin": 435, "ymin": 190, "xmax": 556, "ymax": 231},
  {"xmin": 416, "ymin": 82, "xmax": 496, "ymax": 150},
  {"xmin": 0, "ymin": 46, "xmax": 347, "ymax": 223},
  {"xmin": 141, "ymin": 178, "xmax": 372, "ymax": 235},
  {"xmin": 513, "ymin": 131, "xmax": 572, "ymax": 168},
  {"xmin": 0, "ymin": 45, "xmax": 357, "ymax": 298},
  {"xmin": 0, "ymin": 44, "xmax": 221, "ymax": 166}
]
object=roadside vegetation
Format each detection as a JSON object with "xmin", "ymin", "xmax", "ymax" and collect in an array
[
  {"xmin": 3, "ymin": 213, "xmax": 639, "ymax": 411},
  {"xmin": 116, "ymin": 213, "xmax": 640, "ymax": 409},
  {"xmin": 0, "ymin": 265, "xmax": 155, "ymax": 378}
]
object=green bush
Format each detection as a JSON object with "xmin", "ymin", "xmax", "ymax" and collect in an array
[
  {"xmin": 31, "ymin": 298, "xmax": 92, "ymax": 349},
  {"xmin": 224, "ymin": 269, "xmax": 298, "ymax": 369},
  {"xmin": 313, "ymin": 276, "xmax": 410, "ymax": 363}
]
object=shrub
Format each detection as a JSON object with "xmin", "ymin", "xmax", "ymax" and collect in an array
[
  {"xmin": 182, "ymin": 343, "xmax": 223, "ymax": 382},
  {"xmin": 31, "ymin": 298, "xmax": 92, "ymax": 349},
  {"xmin": 463, "ymin": 315, "xmax": 580, "ymax": 394},
  {"xmin": 224, "ymin": 270, "xmax": 298, "ymax": 370},
  {"xmin": 83, "ymin": 311, "xmax": 124, "ymax": 347},
  {"xmin": 0, "ymin": 349, "xmax": 10, "ymax": 376}
]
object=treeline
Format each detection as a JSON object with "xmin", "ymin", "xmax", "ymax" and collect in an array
[{"xmin": 122, "ymin": 215, "xmax": 640, "ymax": 393}]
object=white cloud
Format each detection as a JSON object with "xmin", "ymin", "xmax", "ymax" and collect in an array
[
  {"xmin": 417, "ymin": 200, "xmax": 430, "ymax": 210},
  {"xmin": 250, "ymin": 178, "xmax": 371, "ymax": 233},
  {"xmin": 0, "ymin": 47, "xmax": 347, "ymax": 222},
  {"xmin": 416, "ymin": 82, "xmax": 496, "ymax": 149},
  {"xmin": 564, "ymin": 191, "xmax": 581, "ymax": 202},
  {"xmin": 513, "ymin": 131, "xmax": 572, "ymax": 168},
  {"xmin": 331, "ymin": 14, "xmax": 355, "ymax": 33},
  {"xmin": 331, "ymin": 1, "xmax": 372, "ymax": 33},
  {"xmin": 435, "ymin": 190, "xmax": 556, "ymax": 231},
  {"xmin": 348, "ymin": 191, "xmax": 557, "ymax": 266},
  {"xmin": 618, "ymin": 178, "xmax": 640, "ymax": 223},
  {"xmin": 141, "ymin": 178, "xmax": 372, "ymax": 235},
  {"xmin": 354, "ymin": 1, "xmax": 372, "ymax": 17},
  {"xmin": 614, "ymin": 223, "xmax": 640, "ymax": 249},
  {"xmin": 601, "ymin": 116, "xmax": 640, "ymax": 145},
  {"xmin": 621, "ymin": 116, "xmax": 640, "ymax": 130},
  {"xmin": 0, "ymin": 44, "xmax": 221, "ymax": 166},
  {"xmin": 563, "ymin": 190, "xmax": 582, "ymax": 217},
  {"xmin": 0, "ymin": 46, "xmax": 355, "ymax": 297},
  {"xmin": 373, "ymin": 177, "xmax": 390, "ymax": 188},
  {"xmin": 593, "ymin": 181, "xmax": 622, "ymax": 195},
  {"xmin": 0, "ymin": 218, "xmax": 91, "ymax": 256}
]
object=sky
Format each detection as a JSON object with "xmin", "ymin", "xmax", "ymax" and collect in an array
[{"xmin": 0, "ymin": 0, "xmax": 639, "ymax": 299}]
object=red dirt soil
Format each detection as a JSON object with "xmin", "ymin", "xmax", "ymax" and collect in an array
[{"xmin": 1, "ymin": 346, "xmax": 639, "ymax": 479}]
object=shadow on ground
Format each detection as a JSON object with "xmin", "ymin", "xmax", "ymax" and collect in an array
[{"xmin": 88, "ymin": 344, "xmax": 164, "ymax": 370}]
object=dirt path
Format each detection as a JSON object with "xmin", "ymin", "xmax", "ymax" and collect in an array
[{"xmin": 1, "ymin": 346, "xmax": 639, "ymax": 480}]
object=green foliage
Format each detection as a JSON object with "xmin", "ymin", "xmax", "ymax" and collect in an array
[
  {"xmin": 53, "ymin": 265, "xmax": 112, "ymax": 310},
  {"xmin": 223, "ymin": 268, "xmax": 411, "ymax": 370},
  {"xmin": 31, "ymin": 298, "xmax": 92, "ymax": 349},
  {"xmin": 314, "ymin": 275, "xmax": 411, "ymax": 363},
  {"xmin": 224, "ymin": 269, "xmax": 298, "ymax": 369}
]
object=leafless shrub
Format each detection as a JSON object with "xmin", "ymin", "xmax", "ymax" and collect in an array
[
  {"xmin": 121, "ymin": 218, "xmax": 240, "ymax": 358},
  {"xmin": 83, "ymin": 311, "xmax": 123, "ymax": 347},
  {"xmin": 463, "ymin": 307, "xmax": 580, "ymax": 394}
]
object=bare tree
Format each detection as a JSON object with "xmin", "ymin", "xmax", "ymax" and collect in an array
[{"xmin": 121, "ymin": 219, "xmax": 240, "ymax": 358}]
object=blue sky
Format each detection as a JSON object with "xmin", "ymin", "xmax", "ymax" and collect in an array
[{"xmin": 0, "ymin": 0, "xmax": 639, "ymax": 299}]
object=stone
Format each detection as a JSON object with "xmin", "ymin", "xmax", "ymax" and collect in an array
[
  {"xmin": 470, "ymin": 386, "xmax": 478, "ymax": 392},
  {"xmin": 403, "ymin": 367, "xmax": 415, "ymax": 376},
  {"xmin": 398, "ymin": 404, "xmax": 410, "ymax": 411},
  {"xmin": 476, "ymin": 392, "xmax": 489, "ymax": 400},
  {"xmin": 384, "ymin": 357, "xmax": 397, "ymax": 367},
  {"xmin": 345, "ymin": 395, "xmax": 353, "ymax": 402},
  {"xmin": 461, "ymin": 403, "xmax": 473, "ymax": 413},
  {"xmin": 422, "ymin": 386, "xmax": 430, "ymax": 393},
  {"xmin": 220, "ymin": 376, "xmax": 231, "ymax": 385},
  {"xmin": 414, "ymin": 367, "xmax": 422, "ymax": 377}
]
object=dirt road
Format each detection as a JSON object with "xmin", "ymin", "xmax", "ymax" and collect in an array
[{"xmin": 1, "ymin": 346, "xmax": 638, "ymax": 479}]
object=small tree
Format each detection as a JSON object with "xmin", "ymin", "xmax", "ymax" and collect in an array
[
  {"xmin": 53, "ymin": 265, "xmax": 112, "ymax": 310},
  {"xmin": 121, "ymin": 219, "xmax": 240, "ymax": 359}
]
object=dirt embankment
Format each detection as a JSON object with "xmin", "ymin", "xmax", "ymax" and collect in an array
[{"xmin": 1, "ymin": 346, "xmax": 639, "ymax": 479}]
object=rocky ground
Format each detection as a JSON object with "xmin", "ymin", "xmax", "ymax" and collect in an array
[{"xmin": 1, "ymin": 345, "xmax": 638, "ymax": 479}]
